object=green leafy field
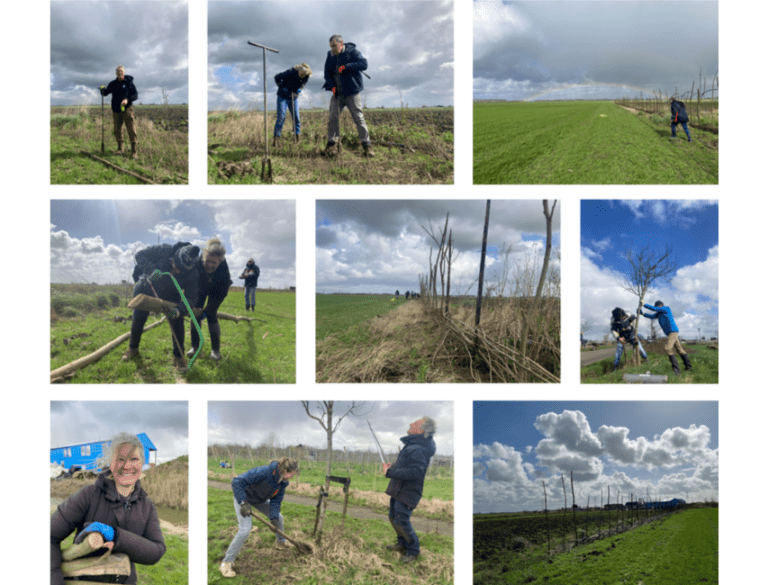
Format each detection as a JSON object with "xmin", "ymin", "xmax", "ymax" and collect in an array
[
  {"xmin": 474, "ymin": 101, "xmax": 718, "ymax": 184},
  {"xmin": 316, "ymin": 294, "xmax": 404, "ymax": 341}
]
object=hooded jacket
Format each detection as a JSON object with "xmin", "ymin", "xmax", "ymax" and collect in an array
[
  {"xmin": 611, "ymin": 308, "xmax": 638, "ymax": 342},
  {"xmin": 323, "ymin": 42, "xmax": 367, "ymax": 97},
  {"xmin": 385, "ymin": 433, "xmax": 436, "ymax": 509},
  {"xmin": 132, "ymin": 242, "xmax": 199, "ymax": 309},
  {"xmin": 670, "ymin": 99, "xmax": 689, "ymax": 123},
  {"xmin": 275, "ymin": 67, "xmax": 309, "ymax": 100},
  {"xmin": 231, "ymin": 461, "xmax": 289, "ymax": 520},
  {"xmin": 101, "ymin": 75, "xmax": 139, "ymax": 113},
  {"xmin": 194, "ymin": 258, "xmax": 232, "ymax": 308},
  {"xmin": 50, "ymin": 473, "xmax": 165, "ymax": 585},
  {"xmin": 240, "ymin": 262, "xmax": 260, "ymax": 288},
  {"xmin": 643, "ymin": 303, "xmax": 679, "ymax": 335}
]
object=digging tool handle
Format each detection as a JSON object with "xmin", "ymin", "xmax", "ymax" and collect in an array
[
  {"xmin": 367, "ymin": 420, "xmax": 388, "ymax": 464},
  {"xmin": 249, "ymin": 509, "xmax": 309, "ymax": 554},
  {"xmin": 247, "ymin": 41, "xmax": 279, "ymax": 53}
]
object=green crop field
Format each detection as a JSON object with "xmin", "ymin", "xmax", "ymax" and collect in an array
[
  {"xmin": 316, "ymin": 294, "xmax": 404, "ymax": 342},
  {"xmin": 474, "ymin": 101, "xmax": 718, "ymax": 184},
  {"xmin": 50, "ymin": 284, "xmax": 295, "ymax": 383}
]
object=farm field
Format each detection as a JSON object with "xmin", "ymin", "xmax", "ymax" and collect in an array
[
  {"xmin": 50, "ymin": 105, "xmax": 188, "ymax": 184},
  {"xmin": 208, "ymin": 107, "xmax": 453, "ymax": 184},
  {"xmin": 50, "ymin": 283, "xmax": 295, "ymax": 383},
  {"xmin": 473, "ymin": 101, "xmax": 718, "ymax": 184},
  {"xmin": 474, "ymin": 507, "xmax": 717, "ymax": 585}
]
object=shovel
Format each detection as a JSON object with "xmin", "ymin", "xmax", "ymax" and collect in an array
[{"xmin": 249, "ymin": 509, "xmax": 313, "ymax": 554}]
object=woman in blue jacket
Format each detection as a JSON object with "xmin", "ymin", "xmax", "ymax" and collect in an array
[{"xmin": 273, "ymin": 63, "xmax": 312, "ymax": 144}]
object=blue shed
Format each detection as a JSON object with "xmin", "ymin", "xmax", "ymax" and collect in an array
[{"xmin": 51, "ymin": 433, "xmax": 157, "ymax": 471}]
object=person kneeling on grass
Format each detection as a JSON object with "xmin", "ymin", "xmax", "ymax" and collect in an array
[
  {"xmin": 122, "ymin": 241, "xmax": 200, "ymax": 371},
  {"xmin": 220, "ymin": 458, "xmax": 299, "ymax": 578},
  {"xmin": 187, "ymin": 237, "xmax": 232, "ymax": 361},
  {"xmin": 382, "ymin": 417, "xmax": 437, "ymax": 564}
]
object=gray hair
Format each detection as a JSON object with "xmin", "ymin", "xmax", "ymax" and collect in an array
[
  {"xmin": 329, "ymin": 34, "xmax": 343, "ymax": 44},
  {"xmin": 421, "ymin": 417, "xmax": 437, "ymax": 438},
  {"xmin": 116, "ymin": 65, "xmax": 125, "ymax": 72},
  {"xmin": 97, "ymin": 432, "xmax": 144, "ymax": 471}
]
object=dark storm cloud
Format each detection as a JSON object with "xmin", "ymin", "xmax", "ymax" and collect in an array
[
  {"xmin": 474, "ymin": 1, "xmax": 718, "ymax": 101},
  {"xmin": 208, "ymin": 1, "xmax": 454, "ymax": 110},
  {"xmin": 51, "ymin": 1, "xmax": 188, "ymax": 106}
]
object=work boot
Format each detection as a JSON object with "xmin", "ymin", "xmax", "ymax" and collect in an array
[
  {"xmin": 612, "ymin": 362, "xmax": 619, "ymax": 372},
  {"xmin": 323, "ymin": 141, "xmax": 338, "ymax": 157},
  {"xmin": 294, "ymin": 133, "xmax": 301, "ymax": 143},
  {"xmin": 219, "ymin": 562, "xmax": 236, "ymax": 578},
  {"xmin": 186, "ymin": 346, "xmax": 198, "ymax": 358},
  {"xmin": 173, "ymin": 355, "xmax": 188, "ymax": 372},
  {"xmin": 210, "ymin": 350, "xmax": 222, "ymax": 361},
  {"xmin": 208, "ymin": 323, "xmax": 222, "ymax": 360},
  {"xmin": 681, "ymin": 354, "xmax": 693, "ymax": 371},
  {"xmin": 668, "ymin": 355, "xmax": 680, "ymax": 376},
  {"xmin": 363, "ymin": 143, "xmax": 375, "ymax": 158},
  {"xmin": 272, "ymin": 136, "xmax": 281, "ymax": 148},
  {"xmin": 386, "ymin": 544, "xmax": 406, "ymax": 554},
  {"xmin": 114, "ymin": 141, "xmax": 125, "ymax": 155},
  {"xmin": 245, "ymin": 303, "xmax": 250, "ymax": 312},
  {"xmin": 275, "ymin": 541, "xmax": 289, "ymax": 549},
  {"xmin": 130, "ymin": 142, "xmax": 138, "ymax": 160},
  {"xmin": 400, "ymin": 554, "xmax": 418, "ymax": 564},
  {"xmin": 121, "ymin": 347, "xmax": 140, "ymax": 361}
]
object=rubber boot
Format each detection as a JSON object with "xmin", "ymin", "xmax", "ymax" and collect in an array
[
  {"xmin": 363, "ymin": 143, "xmax": 375, "ymax": 158},
  {"xmin": 130, "ymin": 141, "xmax": 138, "ymax": 160},
  {"xmin": 324, "ymin": 142, "xmax": 338, "ymax": 157},
  {"xmin": 668, "ymin": 355, "xmax": 680, "ymax": 376},
  {"xmin": 209, "ymin": 322, "xmax": 222, "ymax": 360},
  {"xmin": 245, "ymin": 303, "xmax": 250, "ymax": 312},
  {"xmin": 681, "ymin": 353, "xmax": 693, "ymax": 371},
  {"xmin": 272, "ymin": 136, "xmax": 281, "ymax": 148},
  {"xmin": 612, "ymin": 362, "xmax": 619, "ymax": 372},
  {"xmin": 114, "ymin": 141, "xmax": 125, "ymax": 155}
]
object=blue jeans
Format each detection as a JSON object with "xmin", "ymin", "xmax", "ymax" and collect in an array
[
  {"xmin": 274, "ymin": 94, "xmax": 300, "ymax": 136},
  {"xmin": 389, "ymin": 498, "xmax": 420, "ymax": 556},
  {"xmin": 671, "ymin": 121, "xmax": 691, "ymax": 140},
  {"xmin": 244, "ymin": 286, "xmax": 256, "ymax": 306},
  {"xmin": 614, "ymin": 336, "xmax": 647, "ymax": 366},
  {"xmin": 223, "ymin": 496, "xmax": 285, "ymax": 562}
]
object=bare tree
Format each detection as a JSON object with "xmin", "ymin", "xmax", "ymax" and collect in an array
[
  {"xmin": 301, "ymin": 401, "xmax": 370, "ymax": 542},
  {"xmin": 618, "ymin": 243, "xmax": 679, "ymax": 365}
]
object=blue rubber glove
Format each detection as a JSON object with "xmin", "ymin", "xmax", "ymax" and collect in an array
[{"xmin": 75, "ymin": 522, "xmax": 115, "ymax": 543}]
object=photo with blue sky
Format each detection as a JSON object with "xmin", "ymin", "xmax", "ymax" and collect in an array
[
  {"xmin": 581, "ymin": 200, "xmax": 718, "ymax": 340},
  {"xmin": 51, "ymin": 200, "xmax": 295, "ymax": 289},
  {"xmin": 474, "ymin": 401, "xmax": 718, "ymax": 514},
  {"xmin": 474, "ymin": 1, "xmax": 718, "ymax": 101},
  {"xmin": 316, "ymin": 200, "xmax": 559, "ymax": 295}
]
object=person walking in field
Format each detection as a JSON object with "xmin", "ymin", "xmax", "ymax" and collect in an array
[
  {"xmin": 323, "ymin": 34, "xmax": 374, "ymax": 157},
  {"xmin": 273, "ymin": 63, "xmax": 312, "ymax": 145},
  {"xmin": 669, "ymin": 96, "xmax": 692, "ymax": 142},
  {"xmin": 610, "ymin": 307, "xmax": 647, "ymax": 371},
  {"xmin": 640, "ymin": 299, "xmax": 693, "ymax": 375},
  {"xmin": 239, "ymin": 258, "xmax": 260, "ymax": 312},
  {"xmin": 100, "ymin": 65, "xmax": 140, "ymax": 158},
  {"xmin": 219, "ymin": 458, "xmax": 299, "ymax": 578},
  {"xmin": 382, "ymin": 417, "xmax": 437, "ymax": 564}
]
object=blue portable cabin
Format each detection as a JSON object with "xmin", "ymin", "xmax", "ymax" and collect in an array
[{"xmin": 50, "ymin": 433, "xmax": 157, "ymax": 471}]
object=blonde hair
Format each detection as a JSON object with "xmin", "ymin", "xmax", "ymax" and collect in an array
[
  {"xmin": 203, "ymin": 237, "xmax": 226, "ymax": 261},
  {"xmin": 273, "ymin": 457, "xmax": 299, "ymax": 476},
  {"xmin": 97, "ymin": 432, "xmax": 144, "ymax": 472},
  {"xmin": 294, "ymin": 63, "xmax": 313, "ymax": 78}
]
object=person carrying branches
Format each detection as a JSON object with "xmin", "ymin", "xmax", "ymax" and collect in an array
[
  {"xmin": 100, "ymin": 65, "xmax": 140, "ymax": 158},
  {"xmin": 640, "ymin": 299, "xmax": 692, "ymax": 375}
]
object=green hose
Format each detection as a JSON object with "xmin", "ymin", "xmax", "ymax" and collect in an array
[{"xmin": 151, "ymin": 270, "xmax": 204, "ymax": 369}]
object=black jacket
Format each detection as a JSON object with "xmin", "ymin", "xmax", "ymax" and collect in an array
[
  {"xmin": 275, "ymin": 68, "xmax": 308, "ymax": 100},
  {"xmin": 240, "ymin": 263, "xmax": 260, "ymax": 288},
  {"xmin": 670, "ymin": 100, "xmax": 689, "ymax": 123},
  {"xmin": 323, "ymin": 42, "xmax": 367, "ymax": 97},
  {"xmin": 385, "ymin": 434, "xmax": 436, "ymax": 509},
  {"xmin": 132, "ymin": 242, "xmax": 199, "ymax": 307},
  {"xmin": 194, "ymin": 259, "xmax": 232, "ymax": 308},
  {"xmin": 101, "ymin": 75, "xmax": 139, "ymax": 113},
  {"xmin": 611, "ymin": 308, "xmax": 638, "ymax": 343}
]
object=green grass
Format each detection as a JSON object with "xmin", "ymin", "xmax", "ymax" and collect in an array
[
  {"xmin": 50, "ymin": 284, "xmax": 295, "ymax": 383},
  {"xmin": 316, "ymin": 294, "xmax": 405, "ymax": 341},
  {"xmin": 473, "ymin": 101, "xmax": 718, "ymax": 184},
  {"xmin": 581, "ymin": 345, "xmax": 718, "ymax": 384}
]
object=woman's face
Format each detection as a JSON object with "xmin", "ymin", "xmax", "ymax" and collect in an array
[
  {"xmin": 282, "ymin": 470, "xmax": 297, "ymax": 480},
  {"xmin": 204, "ymin": 254, "xmax": 223, "ymax": 274},
  {"xmin": 110, "ymin": 445, "xmax": 142, "ymax": 488}
]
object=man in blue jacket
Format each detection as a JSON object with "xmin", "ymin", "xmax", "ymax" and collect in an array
[
  {"xmin": 100, "ymin": 65, "xmax": 140, "ymax": 158},
  {"xmin": 323, "ymin": 35, "xmax": 374, "ymax": 157},
  {"xmin": 641, "ymin": 299, "xmax": 692, "ymax": 375},
  {"xmin": 273, "ymin": 63, "xmax": 312, "ymax": 144},
  {"xmin": 669, "ymin": 97, "xmax": 692, "ymax": 142},
  {"xmin": 382, "ymin": 417, "xmax": 437, "ymax": 563}
]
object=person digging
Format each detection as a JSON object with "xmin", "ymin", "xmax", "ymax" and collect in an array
[
  {"xmin": 382, "ymin": 416, "xmax": 437, "ymax": 564},
  {"xmin": 610, "ymin": 307, "xmax": 648, "ymax": 371},
  {"xmin": 640, "ymin": 299, "xmax": 693, "ymax": 375},
  {"xmin": 100, "ymin": 65, "xmax": 139, "ymax": 158}
]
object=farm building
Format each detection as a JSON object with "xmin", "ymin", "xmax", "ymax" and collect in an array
[{"xmin": 50, "ymin": 432, "xmax": 157, "ymax": 471}]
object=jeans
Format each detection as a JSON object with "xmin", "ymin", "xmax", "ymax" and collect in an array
[
  {"xmin": 613, "ymin": 336, "xmax": 647, "ymax": 366},
  {"xmin": 389, "ymin": 498, "xmax": 420, "ymax": 556},
  {"xmin": 244, "ymin": 286, "xmax": 256, "ymax": 306},
  {"xmin": 327, "ymin": 93, "xmax": 370, "ymax": 145},
  {"xmin": 274, "ymin": 94, "xmax": 300, "ymax": 136},
  {"xmin": 223, "ymin": 496, "xmax": 285, "ymax": 562},
  {"xmin": 671, "ymin": 121, "xmax": 691, "ymax": 140}
]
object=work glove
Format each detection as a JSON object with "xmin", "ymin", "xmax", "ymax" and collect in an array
[
  {"xmin": 75, "ymin": 522, "xmax": 115, "ymax": 544},
  {"xmin": 239, "ymin": 502, "xmax": 252, "ymax": 518},
  {"xmin": 337, "ymin": 65, "xmax": 346, "ymax": 74},
  {"xmin": 332, "ymin": 87, "xmax": 337, "ymax": 97},
  {"xmin": 99, "ymin": 86, "xmax": 106, "ymax": 95}
]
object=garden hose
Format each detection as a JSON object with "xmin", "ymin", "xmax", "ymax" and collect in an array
[{"xmin": 150, "ymin": 270, "xmax": 204, "ymax": 369}]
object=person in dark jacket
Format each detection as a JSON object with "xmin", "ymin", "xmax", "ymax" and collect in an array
[
  {"xmin": 669, "ymin": 97, "xmax": 692, "ymax": 142},
  {"xmin": 100, "ymin": 65, "xmax": 140, "ymax": 158},
  {"xmin": 610, "ymin": 307, "xmax": 648, "ymax": 371},
  {"xmin": 50, "ymin": 432, "xmax": 165, "ymax": 585},
  {"xmin": 382, "ymin": 417, "xmax": 437, "ymax": 563},
  {"xmin": 323, "ymin": 35, "xmax": 374, "ymax": 157},
  {"xmin": 273, "ymin": 63, "xmax": 312, "ymax": 144},
  {"xmin": 641, "ymin": 299, "xmax": 692, "ymax": 375},
  {"xmin": 187, "ymin": 238, "xmax": 232, "ymax": 361},
  {"xmin": 219, "ymin": 458, "xmax": 299, "ymax": 578},
  {"xmin": 122, "ymin": 241, "xmax": 200, "ymax": 370},
  {"xmin": 239, "ymin": 259, "xmax": 260, "ymax": 311}
]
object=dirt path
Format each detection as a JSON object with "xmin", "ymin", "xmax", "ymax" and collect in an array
[
  {"xmin": 208, "ymin": 480, "xmax": 453, "ymax": 537},
  {"xmin": 581, "ymin": 347, "xmax": 614, "ymax": 367}
]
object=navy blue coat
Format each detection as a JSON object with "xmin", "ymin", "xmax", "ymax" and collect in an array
[
  {"xmin": 275, "ymin": 68, "xmax": 308, "ymax": 100},
  {"xmin": 132, "ymin": 242, "xmax": 199, "ymax": 309},
  {"xmin": 323, "ymin": 42, "xmax": 367, "ymax": 97},
  {"xmin": 101, "ymin": 75, "xmax": 139, "ymax": 113},
  {"xmin": 670, "ymin": 100, "xmax": 689, "ymax": 123},
  {"xmin": 240, "ymin": 263, "xmax": 260, "ymax": 288},
  {"xmin": 385, "ymin": 434, "xmax": 436, "ymax": 509},
  {"xmin": 231, "ymin": 461, "xmax": 289, "ymax": 520},
  {"xmin": 194, "ymin": 259, "xmax": 232, "ymax": 308}
]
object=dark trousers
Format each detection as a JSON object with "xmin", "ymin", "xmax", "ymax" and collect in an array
[{"xmin": 389, "ymin": 498, "xmax": 420, "ymax": 556}]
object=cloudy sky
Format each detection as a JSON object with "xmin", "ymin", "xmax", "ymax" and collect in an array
[
  {"xmin": 474, "ymin": 1, "xmax": 718, "ymax": 101},
  {"xmin": 208, "ymin": 1, "xmax": 454, "ymax": 111},
  {"xmin": 317, "ymin": 200, "xmax": 560, "ymax": 294},
  {"xmin": 474, "ymin": 401, "xmax": 718, "ymax": 513},
  {"xmin": 209, "ymin": 401, "xmax": 454, "ymax": 457},
  {"xmin": 51, "ymin": 401, "xmax": 189, "ymax": 465},
  {"xmin": 581, "ymin": 200, "xmax": 718, "ymax": 340},
  {"xmin": 51, "ymin": 1, "xmax": 189, "ymax": 106},
  {"xmin": 50, "ymin": 200, "xmax": 296, "ymax": 288}
]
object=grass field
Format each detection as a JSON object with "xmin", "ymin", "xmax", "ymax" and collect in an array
[
  {"xmin": 316, "ymin": 294, "xmax": 403, "ymax": 342},
  {"xmin": 208, "ymin": 106, "xmax": 453, "ymax": 184},
  {"xmin": 208, "ymin": 487, "xmax": 454, "ymax": 585},
  {"xmin": 50, "ymin": 283, "xmax": 295, "ymax": 383},
  {"xmin": 51, "ymin": 105, "xmax": 188, "ymax": 184},
  {"xmin": 473, "ymin": 101, "xmax": 718, "ymax": 184}
]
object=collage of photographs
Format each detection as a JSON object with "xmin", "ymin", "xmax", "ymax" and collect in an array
[{"xmin": 12, "ymin": 0, "xmax": 755, "ymax": 583}]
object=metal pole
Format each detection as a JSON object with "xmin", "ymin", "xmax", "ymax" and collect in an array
[{"xmin": 247, "ymin": 41, "xmax": 279, "ymax": 181}]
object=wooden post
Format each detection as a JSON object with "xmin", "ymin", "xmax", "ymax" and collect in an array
[
  {"xmin": 571, "ymin": 471, "xmax": 577, "ymax": 543},
  {"xmin": 561, "ymin": 474, "xmax": 566, "ymax": 550},
  {"xmin": 543, "ymin": 481, "xmax": 550, "ymax": 554}
]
